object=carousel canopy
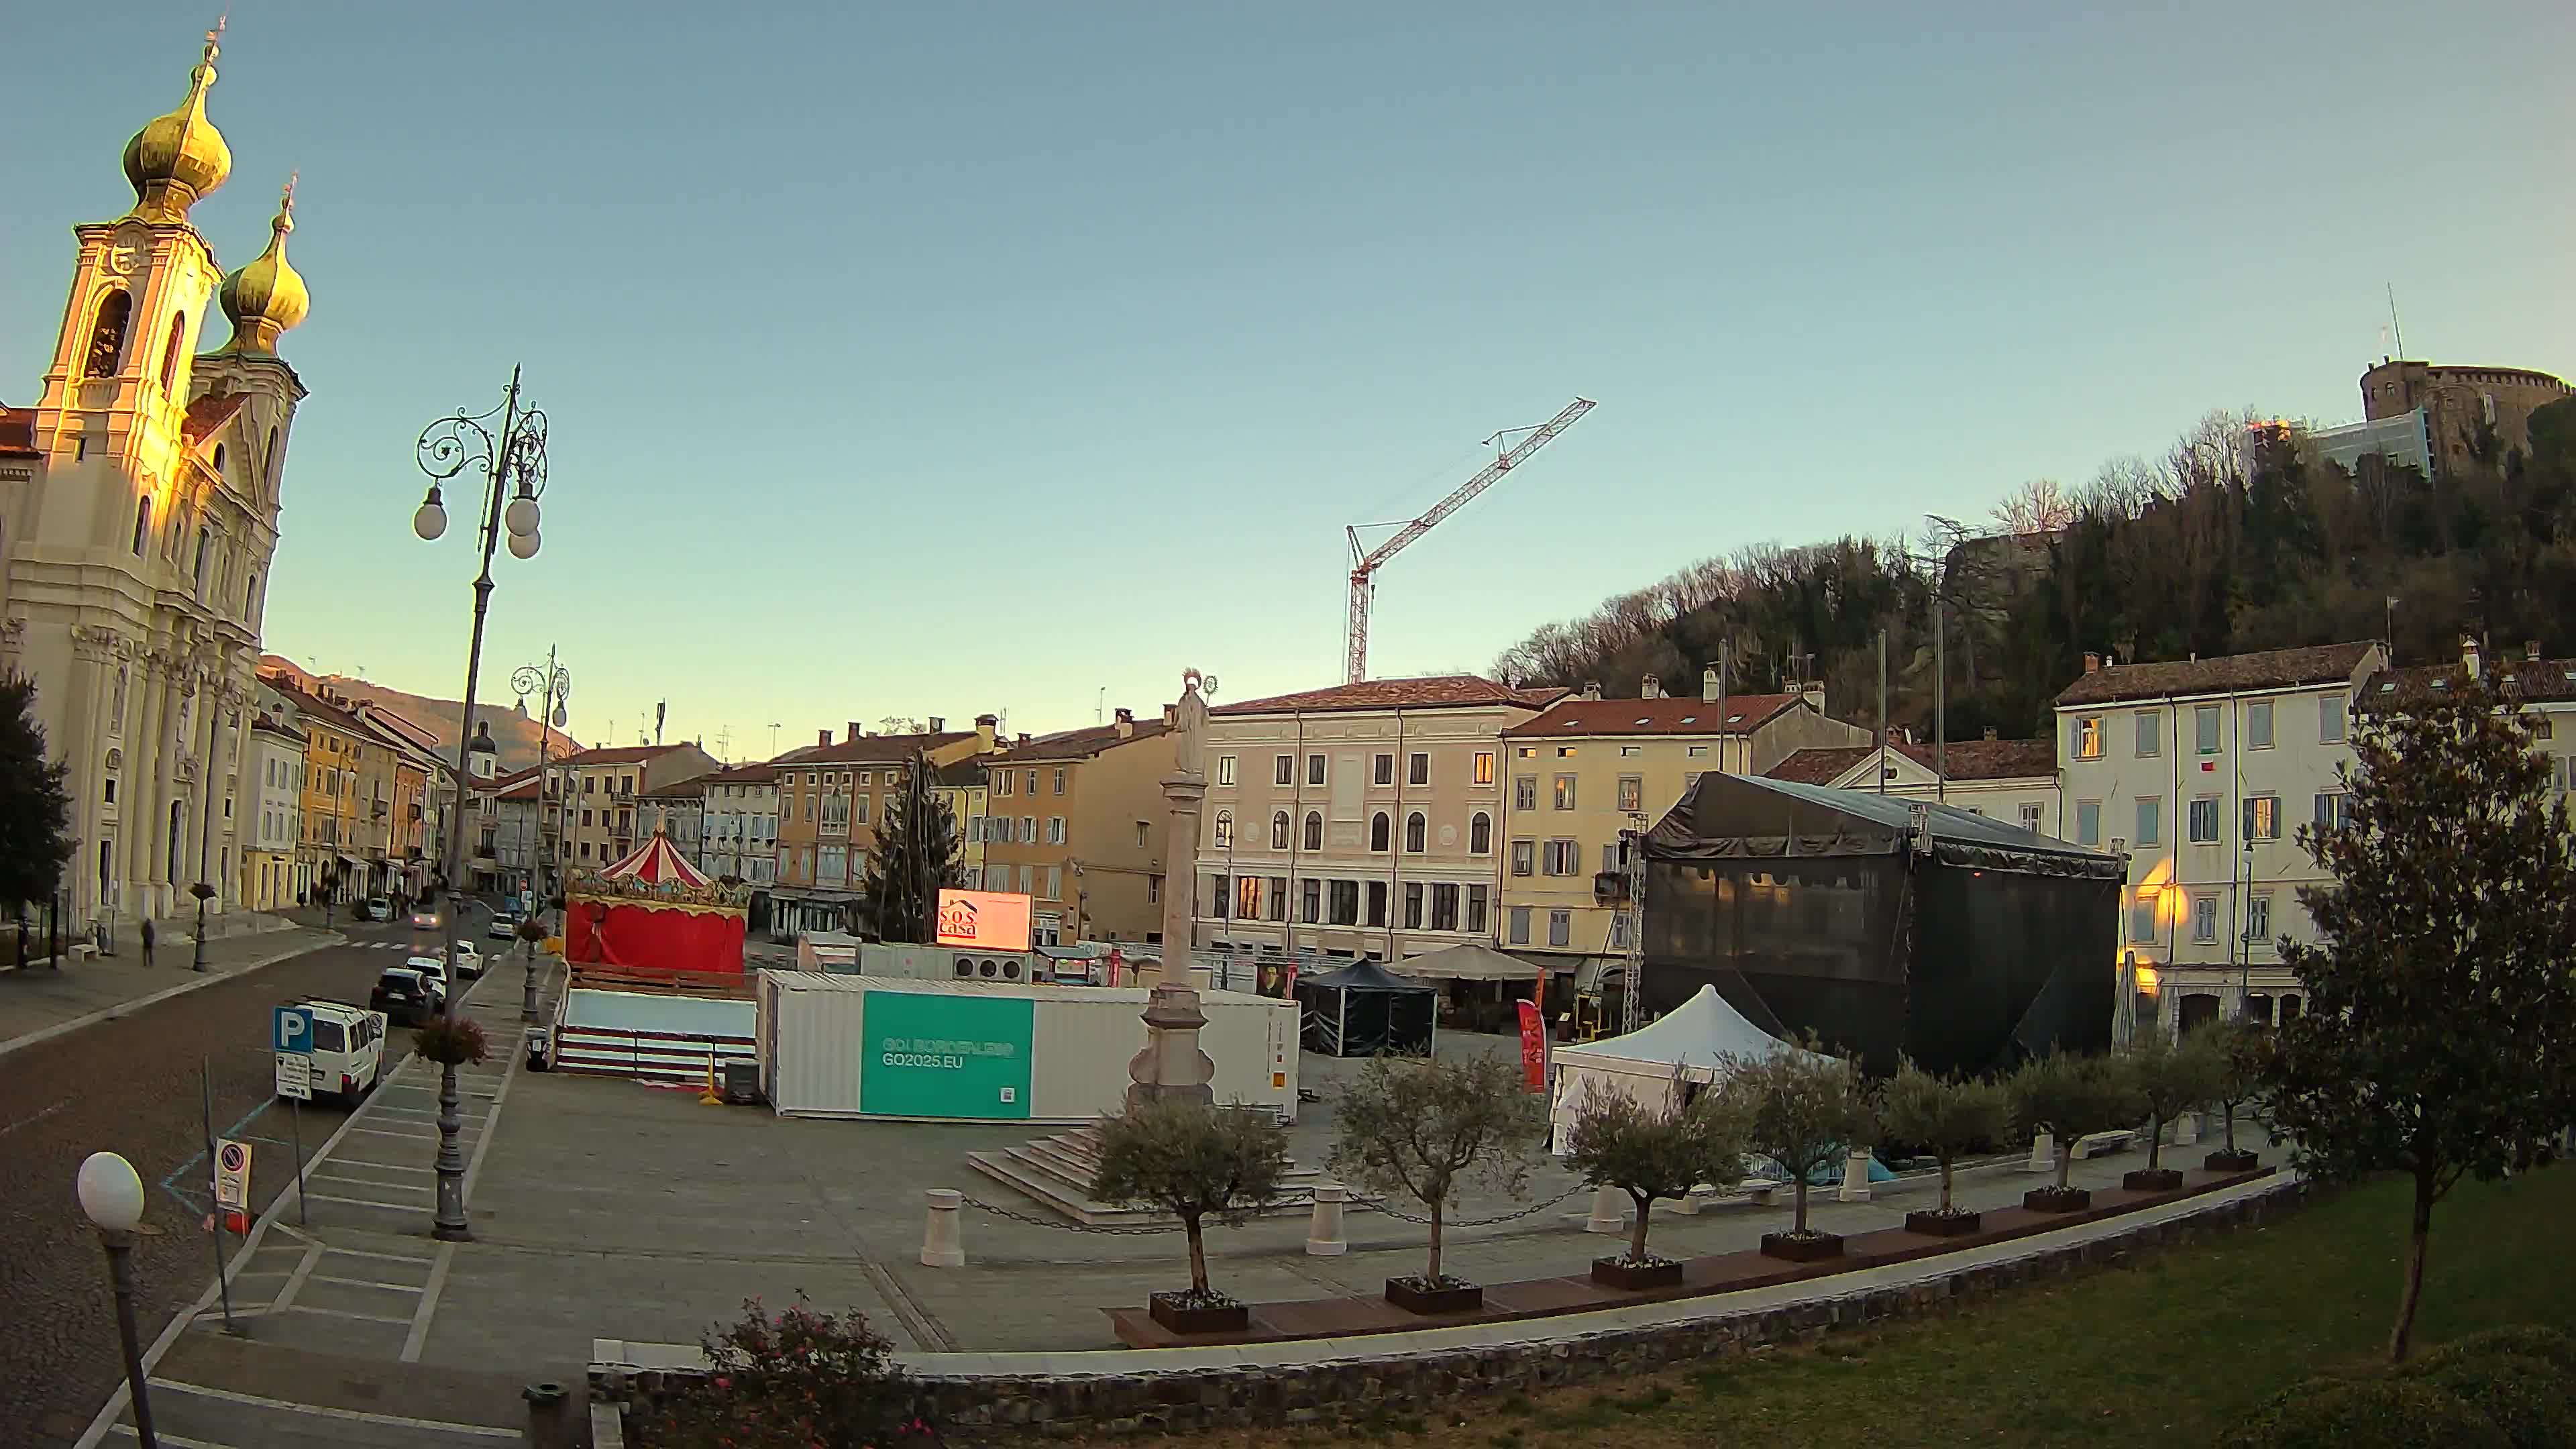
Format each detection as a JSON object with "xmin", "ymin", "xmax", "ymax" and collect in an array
[
  {"xmin": 598, "ymin": 825, "xmax": 711, "ymax": 888},
  {"xmin": 569, "ymin": 818, "xmax": 745, "ymax": 912}
]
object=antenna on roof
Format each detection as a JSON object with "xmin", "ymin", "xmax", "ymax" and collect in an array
[{"xmin": 2386, "ymin": 282, "xmax": 2406, "ymax": 360}]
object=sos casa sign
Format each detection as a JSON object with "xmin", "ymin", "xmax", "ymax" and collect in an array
[{"xmin": 935, "ymin": 889, "xmax": 1033, "ymax": 953}]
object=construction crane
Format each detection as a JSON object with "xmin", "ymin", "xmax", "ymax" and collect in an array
[{"xmin": 1343, "ymin": 397, "xmax": 1596, "ymax": 684}]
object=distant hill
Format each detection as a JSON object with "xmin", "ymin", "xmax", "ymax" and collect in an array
[{"xmin": 259, "ymin": 656, "xmax": 581, "ymax": 772}]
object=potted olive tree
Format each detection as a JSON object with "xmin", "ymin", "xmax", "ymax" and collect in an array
[
  {"xmin": 1093, "ymin": 1099, "xmax": 1291, "ymax": 1334},
  {"xmin": 2204, "ymin": 1019, "xmax": 2270, "ymax": 1173},
  {"xmin": 1329, "ymin": 1053, "xmax": 1544, "ymax": 1314},
  {"xmin": 1562, "ymin": 1075, "xmax": 1753, "ymax": 1289},
  {"xmin": 1880, "ymin": 1059, "xmax": 2009, "ymax": 1236},
  {"xmin": 2126, "ymin": 1029, "xmax": 2223, "ymax": 1192},
  {"xmin": 2008, "ymin": 1050, "xmax": 2142, "ymax": 1212},
  {"xmin": 1728, "ymin": 1037, "xmax": 1878, "ymax": 1263}
]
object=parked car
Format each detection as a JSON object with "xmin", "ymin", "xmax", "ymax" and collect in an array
[
  {"xmin": 450, "ymin": 941, "xmax": 484, "ymax": 979},
  {"xmin": 488, "ymin": 911, "xmax": 521, "ymax": 942},
  {"xmin": 358, "ymin": 897, "xmax": 394, "ymax": 922},
  {"xmin": 369, "ymin": 965, "xmax": 444, "ymax": 1025},
  {"xmin": 280, "ymin": 998, "xmax": 389, "ymax": 1106}
]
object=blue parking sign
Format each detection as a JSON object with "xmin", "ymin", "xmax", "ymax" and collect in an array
[{"xmin": 274, "ymin": 1005, "xmax": 313, "ymax": 1055}]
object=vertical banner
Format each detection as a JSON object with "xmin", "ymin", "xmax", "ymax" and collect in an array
[{"xmin": 1516, "ymin": 998, "xmax": 1546, "ymax": 1091}]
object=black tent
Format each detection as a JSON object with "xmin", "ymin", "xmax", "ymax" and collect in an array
[
  {"xmin": 1295, "ymin": 959, "xmax": 1437, "ymax": 1057},
  {"xmin": 1640, "ymin": 773, "xmax": 2120, "ymax": 1076}
]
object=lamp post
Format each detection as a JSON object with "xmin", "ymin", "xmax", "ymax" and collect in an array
[
  {"xmin": 512, "ymin": 651, "xmax": 571, "ymax": 918},
  {"xmin": 412, "ymin": 367, "xmax": 549, "ymax": 1242},
  {"xmin": 76, "ymin": 1151, "xmax": 158, "ymax": 1448}
]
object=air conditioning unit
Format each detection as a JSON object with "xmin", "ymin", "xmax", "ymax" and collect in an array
[{"xmin": 865, "ymin": 942, "xmax": 1038, "ymax": 984}]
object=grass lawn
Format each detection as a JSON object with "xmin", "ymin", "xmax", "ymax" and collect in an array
[{"xmin": 1116, "ymin": 1167, "xmax": 2575, "ymax": 1448}]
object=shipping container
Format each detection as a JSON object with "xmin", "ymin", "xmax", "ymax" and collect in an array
[{"xmin": 756, "ymin": 971, "xmax": 1297, "ymax": 1122}]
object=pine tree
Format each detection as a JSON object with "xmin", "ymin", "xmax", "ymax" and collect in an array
[
  {"xmin": 0, "ymin": 675, "xmax": 74, "ymax": 910},
  {"xmin": 2267, "ymin": 672, "xmax": 2576, "ymax": 1363},
  {"xmin": 860, "ymin": 752, "xmax": 961, "ymax": 943}
]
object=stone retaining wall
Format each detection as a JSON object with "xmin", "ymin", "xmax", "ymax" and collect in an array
[{"xmin": 599, "ymin": 1178, "xmax": 2310, "ymax": 1440}]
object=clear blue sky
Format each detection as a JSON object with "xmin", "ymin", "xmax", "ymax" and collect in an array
[{"xmin": 8, "ymin": 2, "xmax": 2570, "ymax": 757}]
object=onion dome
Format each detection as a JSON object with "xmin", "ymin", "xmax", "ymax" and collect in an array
[
  {"xmin": 123, "ymin": 26, "xmax": 231, "ymax": 223},
  {"xmin": 216, "ymin": 178, "xmax": 309, "ymax": 355}
]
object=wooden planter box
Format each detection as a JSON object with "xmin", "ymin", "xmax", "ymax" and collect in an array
[
  {"xmin": 1759, "ymin": 1230, "xmax": 1845, "ymax": 1263},
  {"xmin": 1384, "ymin": 1277, "xmax": 1483, "ymax": 1315},
  {"xmin": 1147, "ymin": 1293, "xmax": 1248, "ymax": 1335},
  {"xmin": 2023, "ymin": 1186, "xmax": 2093, "ymax": 1213},
  {"xmin": 2204, "ymin": 1148, "xmax": 2261, "ymax": 1173},
  {"xmin": 1591, "ymin": 1255, "xmax": 1684, "ymax": 1291},
  {"xmin": 1904, "ymin": 1208, "xmax": 1982, "ymax": 1236},
  {"xmin": 2123, "ymin": 1168, "xmax": 2186, "ymax": 1193}
]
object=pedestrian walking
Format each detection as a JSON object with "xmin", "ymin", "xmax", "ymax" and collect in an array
[{"xmin": 140, "ymin": 917, "xmax": 156, "ymax": 968}]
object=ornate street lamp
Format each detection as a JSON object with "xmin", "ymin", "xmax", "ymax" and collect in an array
[
  {"xmin": 411, "ymin": 367, "xmax": 549, "ymax": 1242},
  {"xmin": 76, "ymin": 1151, "xmax": 158, "ymax": 1448}
]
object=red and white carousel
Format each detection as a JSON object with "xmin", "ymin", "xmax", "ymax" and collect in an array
[{"xmin": 562, "ymin": 819, "xmax": 749, "ymax": 977}]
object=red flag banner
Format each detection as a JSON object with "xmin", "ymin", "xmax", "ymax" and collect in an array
[{"xmin": 1516, "ymin": 999, "xmax": 1546, "ymax": 1091}]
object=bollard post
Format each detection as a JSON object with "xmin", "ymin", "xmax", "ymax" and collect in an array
[
  {"xmin": 1585, "ymin": 1185, "xmax": 1625, "ymax": 1234},
  {"xmin": 2175, "ymin": 1111, "xmax": 2200, "ymax": 1146},
  {"xmin": 1305, "ymin": 1184, "xmax": 1348, "ymax": 1256},
  {"xmin": 920, "ymin": 1188, "xmax": 966, "ymax": 1268},
  {"xmin": 523, "ymin": 1381, "xmax": 569, "ymax": 1449},
  {"xmin": 2025, "ymin": 1131, "xmax": 2055, "ymax": 1173},
  {"xmin": 1668, "ymin": 1185, "xmax": 1700, "ymax": 1216},
  {"xmin": 1837, "ymin": 1148, "xmax": 1872, "ymax": 1203}
]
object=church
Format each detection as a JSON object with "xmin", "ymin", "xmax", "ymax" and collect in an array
[{"xmin": 0, "ymin": 26, "xmax": 310, "ymax": 931}]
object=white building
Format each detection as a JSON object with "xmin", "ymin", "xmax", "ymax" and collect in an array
[
  {"xmin": 1766, "ymin": 733, "xmax": 2061, "ymax": 837},
  {"xmin": 0, "ymin": 32, "xmax": 308, "ymax": 928},
  {"xmin": 2054, "ymin": 641, "xmax": 2386, "ymax": 1037},
  {"xmin": 702, "ymin": 761, "xmax": 779, "ymax": 888},
  {"xmin": 240, "ymin": 710, "xmax": 303, "ymax": 911}
]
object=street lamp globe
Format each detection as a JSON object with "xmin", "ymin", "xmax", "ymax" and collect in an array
[
  {"xmin": 504, "ymin": 491, "xmax": 541, "ymax": 539},
  {"xmin": 76, "ymin": 1151, "xmax": 145, "ymax": 1233},
  {"xmin": 413, "ymin": 488, "xmax": 449, "ymax": 541},
  {"xmin": 506, "ymin": 528, "xmax": 540, "ymax": 561}
]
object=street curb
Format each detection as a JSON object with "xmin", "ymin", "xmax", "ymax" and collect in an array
[{"xmin": 0, "ymin": 930, "xmax": 347, "ymax": 1063}]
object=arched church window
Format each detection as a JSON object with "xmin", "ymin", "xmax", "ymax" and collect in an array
[
  {"xmin": 158, "ymin": 312, "xmax": 187, "ymax": 393},
  {"xmin": 83, "ymin": 290, "xmax": 132, "ymax": 380},
  {"xmin": 264, "ymin": 427, "xmax": 279, "ymax": 492},
  {"xmin": 131, "ymin": 496, "xmax": 151, "ymax": 555},
  {"xmin": 211, "ymin": 443, "xmax": 225, "ymax": 478},
  {"xmin": 194, "ymin": 527, "xmax": 213, "ymax": 594}
]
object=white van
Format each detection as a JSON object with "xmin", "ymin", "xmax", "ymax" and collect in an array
[{"xmin": 285, "ymin": 998, "xmax": 388, "ymax": 1106}]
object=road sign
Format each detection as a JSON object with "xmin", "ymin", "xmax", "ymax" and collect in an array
[
  {"xmin": 274, "ymin": 1053, "xmax": 313, "ymax": 1101},
  {"xmin": 214, "ymin": 1138, "xmax": 252, "ymax": 1211},
  {"xmin": 273, "ymin": 1004, "xmax": 314, "ymax": 1055}
]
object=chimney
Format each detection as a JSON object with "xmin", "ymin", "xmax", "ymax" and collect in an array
[
  {"xmin": 1581, "ymin": 680, "xmax": 1602, "ymax": 701},
  {"xmin": 1702, "ymin": 667, "xmax": 1721, "ymax": 702},
  {"xmin": 2462, "ymin": 634, "xmax": 2481, "ymax": 680},
  {"xmin": 1984, "ymin": 726, "xmax": 1999, "ymax": 741},
  {"xmin": 848, "ymin": 720, "xmax": 865, "ymax": 741},
  {"xmin": 2526, "ymin": 641, "xmax": 2541, "ymax": 664},
  {"xmin": 1163, "ymin": 703, "xmax": 1177, "ymax": 727},
  {"xmin": 1114, "ymin": 706, "xmax": 1135, "ymax": 738},
  {"xmin": 974, "ymin": 713, "xmax": 998, "ymax": 751},
  {"xmin": 818, "ymin": 729, "xmax": 833, "ymax": 747},
  {"xmin": 1017, "ymin": 733, "xmax": 1031, "ymax": 746},
  {"xmin": 2083, "ymin": 651, "xmax": 2101, "ymax": 674},
  {"xmin": 1641, "ymin": 674, "xmax": 1662, "ymax": 700},
  {"xmin": 928, "ymin": 716, "xmax": 946, "ymax": 732}
]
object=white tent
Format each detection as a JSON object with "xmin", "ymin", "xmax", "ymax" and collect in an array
[{"xmin": 1547, "ymin": 985, "xmax": 1820, "ymax": 1152}]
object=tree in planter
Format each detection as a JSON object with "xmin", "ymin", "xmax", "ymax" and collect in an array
[
  {"xmin": 1091, "ymin": 1099, "xmax": 1292, "ymax": 1320},
  {"xmin": 1878, "ymin": 1059, "xmax": 2008, "ymax": 1228},
  {"xmin": 639, "ymin": 1293, "xmax": 924, "ymax": 1449},
  {"xmin": 1724, "ymin": 1035, "xmax": 1878, "ymax": 1255},
  {"xmin": 1562, "ymin": 1075, "xmax": 1754, "ymax": 1272},
  {"xmin": 2264, "ymin": 672, "xmax": 2576, "ymax": 1364},
  {"xmin": 0, "ymin": 675, "xmax": 75, "ymax": 940},
  {"xmin": 1328, "ymin": 1053, "xmax": 1544, "ymax": 1297},
  {"xmin": 2203, "ymin": 1019, "xmax": 2271, "ymax": 1169},
  {"xmin": 2127, "ymin": 1028, "xmax": 2225, "ymax": 1183},
  {"xmin": 2006, "ymin": 1049, "xmax": 2143, "ymax": 1205},
  {"xmin": 859, "ymin": 752, "xmax": 961, "ymax": 945}
]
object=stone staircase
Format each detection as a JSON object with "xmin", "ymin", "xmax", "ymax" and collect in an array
[{"xmin": 966, "ymin": 1121, "xmax": 1328, "ymax": 1226}]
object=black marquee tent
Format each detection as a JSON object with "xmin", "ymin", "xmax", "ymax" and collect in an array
[
  {"xmin": 1639, "ymin": 772, "xmax": 2121, "ymax": 1076},
  {"xmin": 1295, "ymin": 959, "xmax": 1437, "ymax": 1057}
]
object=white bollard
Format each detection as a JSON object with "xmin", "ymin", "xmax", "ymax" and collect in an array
[
  {"xmin": 1837, "ymin": 1148, "xmax": 1873, "ymax": 1203},
  {"xmin": 2026, "ymin": 1131, "xmax": 2055, "ymax": 1173},
  {"xmin": 2176, "ymin": 1111, "xmax": 2200, "ymax": 1146},
  {"xmin": 1668, "ymin": 1186, "xmax": 1701, "ymax": 1216},
  {"xmin": 920, "ymin": 1188, "xmax": 965, "ymax": 1268},
  {"xmin": 1585, "ymin": 1185, "xmax": 1626, "ymax": 1234},
  {"xmin": 1305, "ymin": 1184, "xmax": 1348, "ymax": 1256}
]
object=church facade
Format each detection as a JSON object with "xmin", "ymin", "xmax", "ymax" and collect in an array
[{"xmin": 0, "ymin": 27, "xmax": 311, "ymax": 928}]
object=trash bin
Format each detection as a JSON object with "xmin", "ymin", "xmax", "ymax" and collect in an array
[
  {"xmin": 720, "ymin": 1059, "xmax": 763, "ymax": 1105},
  {"xmin": 525, "ymin": 1026, "xmax": 552, "ymax": 1073}
]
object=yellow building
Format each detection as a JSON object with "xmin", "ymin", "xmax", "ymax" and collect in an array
[
  {"xmin": 559, "ymin": 743, "xmax": 720, "ymax": 875},
  {"xmin": 771, "ymin": 720, "xmax": 993, "ymax": 936},
  {"xmin": 934, "ymin": 759, "xmax": 990, "ymax": 894},
  {"xmin": 979, "ymin": 710, "xmax": 1171, "ymax": 946},
  {"xmin": 1498, "ymin": 675, "xmax": 1869, "ymax": 977},
  {"xmin": 264, "ymin": 678, "xmax": 365, "ymax": 904}
]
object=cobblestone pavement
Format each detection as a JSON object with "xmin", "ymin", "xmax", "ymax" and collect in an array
[{"xmin": 0, "ymin": 912, "xmax": 498, "ymax": 1449}]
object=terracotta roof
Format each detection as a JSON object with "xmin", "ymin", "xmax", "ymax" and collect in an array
[
  {"xmin": 266, "ymin": 680, "xmax": 366, "ymax": 735},
  {"xmin": 2365, "ymin": 655, "xmax": 2576, "ymax": 708},
  {"xmin": 180, "ymin": 392, "xmax": 248, "ymax": 451},
  {"xmin": 782, "ymin": 731, "xmax": 974, "ymax": 766},
  {"xmin": 491, "ymin": 776, "xmax": 542, "ymax": 803},
  {"xmin": 1766, "ymin": 737, "xmax": 2056, "ymax": 785},
  {"xmin": 936, "ymin": 760, "xmax": 989, "ymax": 787},
  {"xmin": 0, "ymin": 407, "xmax": 36, "ymax": 458},
  {"xmin": 702, "ymin": 761, "xmax": 777, "ymax": 785},
  {"xmin": 2053, "ymin": 643, "xmax": 2379, "ymax": 707},
  {"xmin": 1214, "ymin": 676, "xmax": 1566, "ymax": 716},
  {"xmin": 1503, "ymin": 694, "xmax": 1803, "ymax": 738},
  {"xmin": 250, "ymin": 712, "xmax": 307, "ymax": 745},
  {"xmin": 639, "ymin": 776, "xmax": 710, "ymax": 800},
  {"xmin": 564, "ymin": 743, "xmax": 696, "ymax": 767},
  {"xmin": 988, "ymin": 720, "xmax": 1169, "ymax": 763}
]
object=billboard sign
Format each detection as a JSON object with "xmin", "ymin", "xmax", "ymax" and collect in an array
[
  {"xmin": 935, "ymin": 889, "xmax": 1032, "ymax": 952},
  {"xmin": 861, "ymin": 990, "xmax": 1034, "ymax": 1120}
]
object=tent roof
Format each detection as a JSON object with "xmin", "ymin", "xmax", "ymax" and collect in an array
[
  {"xmin": 597, "ymin": 824, "xmax": 711, "ymax": 888},
  {"xmin": 1386, "ymin": 942, "xmax": 1544, "ymax": 982},
  {"xmin": 1644, "ymin": 771, "xmax": 2120, "ymax": 879},
  {"xmin": 1554, "ymin": 985, "xmax": 1819, "ymax": 1073},
  {"xmin": 1301, "ymin": 959, "xmax": 1436, "ymax": 993}
]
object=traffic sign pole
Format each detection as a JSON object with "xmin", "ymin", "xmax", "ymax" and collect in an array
[
  {"xmin": 200, "ymin": 1058, "xmax": 238, "ymax": 1336},
  {"xmin": 289, "ymin": 1097, "xmax": 306, "ymax": 1227}
]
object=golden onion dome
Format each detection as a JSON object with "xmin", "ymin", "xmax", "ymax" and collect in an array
[
  {"xmin": 123, "ymin": 27, "xmax": 232, "ymax": 223},
  {"xmin": 217, "ymin": 178, "xmax": 309, "ymax": 354}
]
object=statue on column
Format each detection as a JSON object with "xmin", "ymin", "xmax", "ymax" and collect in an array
[
  {"xmin": 1172, "ymin": 667, "xmax": 1209, "ymax": 780},
  {"xmin": 1129, "ymin": 667, "xmax": 1218, "ymax": 1110}
]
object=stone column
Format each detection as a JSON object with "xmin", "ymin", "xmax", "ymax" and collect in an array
[
  {"xmin": 1305, "ymin": 1185, "xmax": 1348, "ymax": 1256},
  {"xmin": 918, "ymin": 1189, "xmax": 965, "ymax": 1268},
  {"xmin": 1837, "ymin": 1148, "xmax": 1873, "ymax": 1203},
  {"xmin": 1585, "ymin": 1185, "xmax": 1625, "ymax": 1234},
  {"xmin": 1127, "ymin": 670, "xmax": 1217, "ymax": 1112},
  {"xmin": 2025, "ymin": 1131, "xmax": 2055, "ymax": 1173}
]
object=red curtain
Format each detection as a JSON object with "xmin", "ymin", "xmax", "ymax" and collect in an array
[{"xmin": 567, "ymin": 901, "xmax": 745, "ymax": 976}]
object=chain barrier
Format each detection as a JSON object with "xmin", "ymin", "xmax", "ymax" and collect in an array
[
  {"xmin": 954, "ymin": 1185, "xmax": 1587, "ymax": 1235},
  {"xmin": 1361, "ymin": 1183, "xmax": 1585, "ymax": 1228}
]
